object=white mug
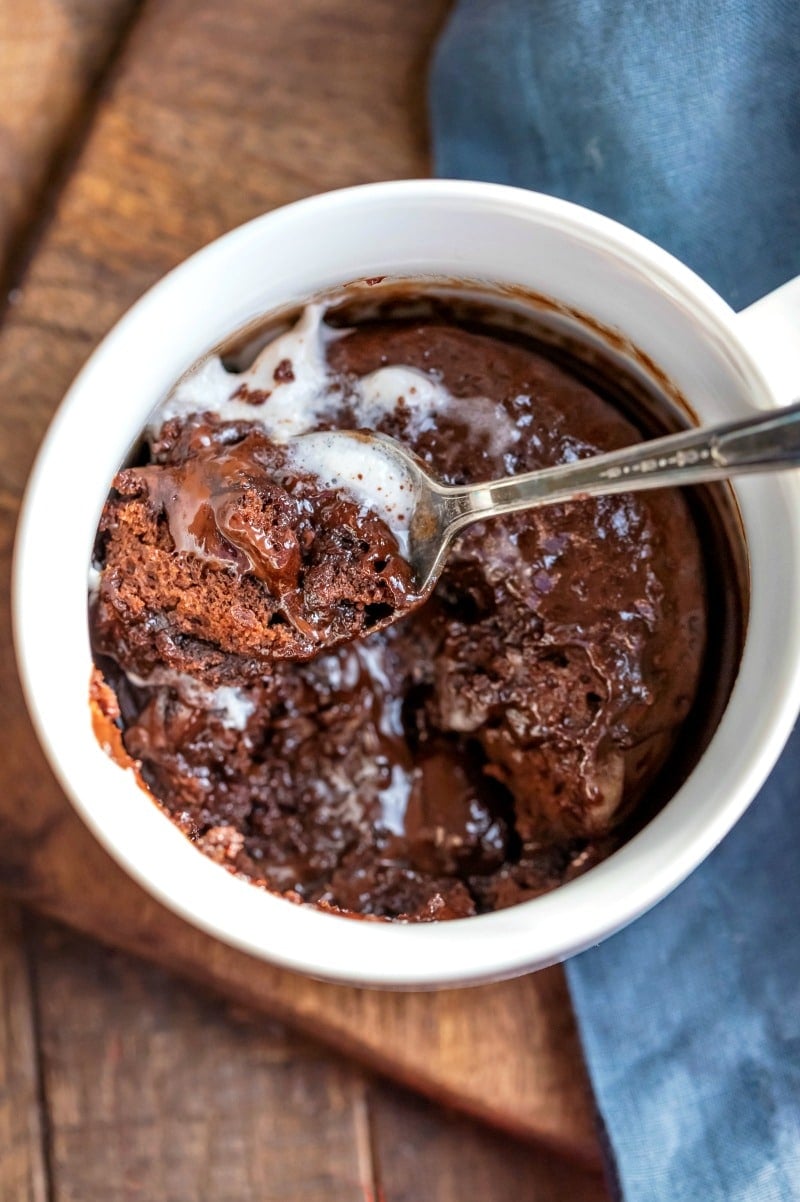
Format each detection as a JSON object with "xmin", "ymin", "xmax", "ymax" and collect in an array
[{"xmin": 13, "ymin": 181, "xmax": 800, "ymax": 988}]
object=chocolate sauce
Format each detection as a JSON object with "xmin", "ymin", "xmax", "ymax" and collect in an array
[{"xmin": 93, "ymin": 419, "xmax": 419, "ymax": 677}]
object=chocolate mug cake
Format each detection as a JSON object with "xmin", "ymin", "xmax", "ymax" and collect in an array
[{"xmin": 89, "ymin": 289, "xmax": 736, "ymax": 921}]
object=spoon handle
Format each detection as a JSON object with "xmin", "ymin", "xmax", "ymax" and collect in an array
[{"xmin": 447, "ymin": 397, "xmax": 800, "ymax": 526}]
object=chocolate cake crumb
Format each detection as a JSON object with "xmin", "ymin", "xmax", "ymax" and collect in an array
[{"xmin": 91, "ymin": 422, "xmax": 419, "ymax": 682}]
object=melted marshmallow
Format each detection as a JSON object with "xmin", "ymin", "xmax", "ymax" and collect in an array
[
  {"xmin": 152, "ymin": 304, "xmax": 338, "ymax": 440},
  {"xmin": 145, "ymin": 303, "xmax": 458, "ymax": 552},
  {"xmin": 149, "ymin": 304, "xmax": 456, "ymax": 451},
  {"xmin": 87, "ymin": 564, "xmax": 102, "ymax": 602},
  {"xmin": 355, "ymin": 366, "xmax": 446, "ymax": 439},
  {"xmin": 127, "ymin": 668, "xmax": 255, "ymax": 731},
  {"xmin": 286, "ymin": 432, "xmax": 419, "ymax": 554}
]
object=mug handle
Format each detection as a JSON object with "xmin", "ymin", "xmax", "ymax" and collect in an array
[{"xmin": 736, "ymin": 275, "xmax": 800, "ymax": 404}]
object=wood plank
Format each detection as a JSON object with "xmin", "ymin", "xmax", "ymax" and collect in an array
[
  {"xmin": 370, "ymin": 1079, "xmax": 610, "ymax": 1202},
  {"xmin": 0, "ymin": 902, "xmax": 47, "ymax": 1202},
  {"xmin": 0, "ymin": 0, "xmax": 140, "ymax": 278},
  {"xmin": 0, "ymin": 0, "xmax": 601, "ymax": 1165},
  {"xmin": 27, "ymin": 917, "xmax": 373, "ymax": 1202},
  {"xmin": 27, "ymin": 916, "xmax": 610, "ymax": 1202}
]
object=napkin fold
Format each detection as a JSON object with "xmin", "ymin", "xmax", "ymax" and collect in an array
[{"xmin": 430, "ymin": 3, "xmax": 800, "ymax": 1196}]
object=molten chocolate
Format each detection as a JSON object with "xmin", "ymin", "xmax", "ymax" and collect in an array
[{"xmin": 92, "ymin": 422, "xmax": 419, "ymax": 677}]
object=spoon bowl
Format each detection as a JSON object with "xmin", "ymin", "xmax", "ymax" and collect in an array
[{"xmin": 304, "ymin": 398, "xmax": 800, "ymax": 599}]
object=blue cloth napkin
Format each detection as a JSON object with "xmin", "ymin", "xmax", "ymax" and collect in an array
[
  {"xmin": 430, "ymin": 0, "xmax": 800, "ymax": 310},
  {"xmin": 430, "ymin": 3, "xmax": 800, "ymax": 1197}
]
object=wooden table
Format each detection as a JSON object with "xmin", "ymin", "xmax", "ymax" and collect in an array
[{"xmin": 0, "ymin": 3, "xmax": 611, "ymax": 1197}]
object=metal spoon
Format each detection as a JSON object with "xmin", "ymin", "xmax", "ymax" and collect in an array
[{"xmin": 298, "ymin": 398, "xmax": 800, "ymax": 598}]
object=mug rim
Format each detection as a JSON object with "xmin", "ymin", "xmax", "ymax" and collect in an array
[{"xmin": 13, "ymin": 179, "xmax": 800, "ymax": 987}]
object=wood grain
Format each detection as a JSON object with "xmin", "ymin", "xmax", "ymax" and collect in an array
[
  {"xmin": 369, "ymin": 1080, "xmax": 610, "ymax": 1202},
  {"xmin": 28, "ymin": 919, "xmax": 373, "ymax": 1202},
  {"xmin": 27, "ymin": 917, "xmax": 608, "ymax": 1202},
  {"xmin": 0, "ymin": 903, "xmax": 47, "ymax": 1202},
  {"xmin": 0, "ymin": 0, "xmax": 601, "ymax": 1167},
  {"xmin": 0, "ymin": 0, "xmax": 140, "ymax": 281}
]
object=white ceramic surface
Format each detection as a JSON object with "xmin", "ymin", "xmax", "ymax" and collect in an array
[{"xmin": 13, "ymin": 181, "xmax": 800, "ymax": 988}]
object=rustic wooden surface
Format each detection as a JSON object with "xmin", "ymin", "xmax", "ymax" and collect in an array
[
  {"xmin": 0, "ymin": 904, "xmax": 47, "ymax": 1202},
  {"xmin": 0, "ymin": 0, "xmax": 141, "ymax": 285},
  {"xmin": 0, "ymin": 0, "xmax": 609, "ymax": 1194},
  {"xmin": 10, "ymin": 912, "xmax": 610, "ymax": 1201}
]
